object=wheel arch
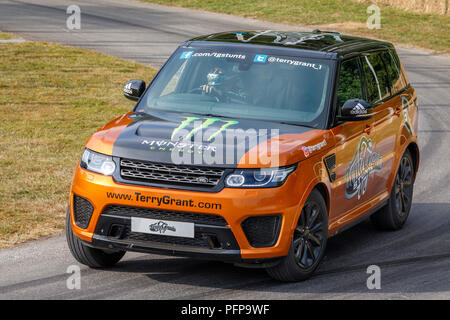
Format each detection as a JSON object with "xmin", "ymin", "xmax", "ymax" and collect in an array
[
  {"xmin": 387, "ymin": 140, "xmax": 419, "ymax": 197},
  {"xmin": 406, "ymin": 141, "xmax": 420, "ymax": 180},
  {"xmin": 289, "ymin": 177, "xmax": 331, "ymax": 234},
  {"xmin": 313, "ymin": 182, "xmax": 330, "ymax": 216}
]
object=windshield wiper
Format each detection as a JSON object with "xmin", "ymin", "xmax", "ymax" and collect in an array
[{"xmin": 188, "ymin": 112, "xmax": 236, "ymax": 119}]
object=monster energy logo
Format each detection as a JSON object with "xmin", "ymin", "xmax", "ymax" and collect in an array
[
  {"xmin": 345, "ymin": 136, "xmax": 383, "ymax": 200},
  {"xmin": 171, "ymin": 117, "xmax": 239, "ymax": 141}
]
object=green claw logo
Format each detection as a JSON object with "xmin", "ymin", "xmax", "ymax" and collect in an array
[{"xmin": 171, "ymin": 117, "xmax": 239, "ymax": 141}]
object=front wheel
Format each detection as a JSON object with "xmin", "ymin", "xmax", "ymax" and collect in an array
[
  {"xmin": 66, "ymin": 207, "xmax": 125, "ymax": 268},
  {"xmin": 266, "ymin": 189, "xmax": 328, "ymax": 282}
]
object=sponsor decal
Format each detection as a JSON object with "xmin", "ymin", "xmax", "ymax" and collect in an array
[
  {"xmin": 190, "ymin": 52, "xmax": 246, "ymax": 60},
  {"xmin": 123, "ymin": 82, "xmax": 133, "ymax": 95},
  {"xmin": 345, "ymin": 136, "xmax": 383, "ymax": 200},
  {"xmin": 254, "ymin": 54, "xmax": 268, "ymax": 63},
  {"xmin": 301, "ymin": 139, "xmax": 327, "ymax": 157},
  {"xmin": 171, "ymin": 116, "xmax": 239, "ymax": 142},
  {"xmin": 350, "ymin": 102, "xmax": 368, "ymax": 115},
  {"xmin": 301, "ymin": 145, "xmax": 310, "ymax": 157},
  {"xmin": 266, "ymin": 56, "xmax": 323, "ymax": 70},
  {"xmin": 235, "ymin": 30, "xmax": 272, "ymax": 43},
  {"xmin": 180, "ymin": 51, "xmax": 194, "ymax": 59},
  {"xmin": 149, "ymin": 221, "xmax": 176, "ymax": 234},
  {"xmin": 137, "ymin": 117, "xmax": 239, "ymax": 155},
  {"xmin": 141, "ymin": 139, "xmax": 217, "ymax": 154},
  {"xmin": 105, "ymin": 192, "xmax": 222, "ymax": 210},
  {"xmin": 234, "ymin": 30, "xmax": 343, "ymax": 46},
  {"xmin": 278, "ymin": 33, "xmax": 344, "ymax": 46}
]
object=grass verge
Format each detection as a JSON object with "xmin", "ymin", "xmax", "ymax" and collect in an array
[
  {"xmin": 0, "ymin": 35, "xmax": 156, "ymax": 248},
  {"xmin": 141, "ymin": 0, "xmax": 449, "ymax": 54},
  {"xmin": 0, "ymin": 32, "xmax": 17, "ymax": 40}
]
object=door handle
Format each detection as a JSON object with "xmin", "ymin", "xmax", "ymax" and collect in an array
[
  {"xmin": 401, "ymin": 93, "xmax": 413, "ymax": 100},
  {"xmin": 363, "ymin": 124, "xmax": 372, "ymax": 134}
]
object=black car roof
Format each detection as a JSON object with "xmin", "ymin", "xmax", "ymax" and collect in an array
[{"xmin": 187, "ymin": 30, "xmax": 394, "ymax": 59}]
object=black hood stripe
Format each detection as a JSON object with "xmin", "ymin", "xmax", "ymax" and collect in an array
[{"xmin": 111, "ymin": 111, "xmax": 312, "ymax": 167}]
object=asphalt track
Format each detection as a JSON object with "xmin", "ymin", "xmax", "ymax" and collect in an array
[{"xmin": 0, "ymin": 0, "xmax": 449, "ymax": 299}]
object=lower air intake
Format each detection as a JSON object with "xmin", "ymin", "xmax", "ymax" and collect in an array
[
  {"xmin": 73, "ymin": 194, "xmax": 94, "ymax": 229},
  {"xmin": 241, "ymin": 215, "xmax": 281, "ymax": 248}
]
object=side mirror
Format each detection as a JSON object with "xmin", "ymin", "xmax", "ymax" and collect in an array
[
  {"xmin": 123, "ymin": 80, "xmax": 146, "ymax": 101},
  {"xmin": 338, "ymin": 99, "xmax": 373, "ymax": 122}
]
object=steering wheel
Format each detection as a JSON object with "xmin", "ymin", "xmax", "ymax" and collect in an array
[
  {"xmin": 187, "ymin": 87, "xmax": 205, "ymax": 94},
  {"xmin": 186, "ymin": 87, "xmax": 220, "ymax": 102}
]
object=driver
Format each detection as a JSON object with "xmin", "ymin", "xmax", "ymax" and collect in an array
[{"xmin": 200, "ymin": 67, "xmax": 248, "ymax": 103}]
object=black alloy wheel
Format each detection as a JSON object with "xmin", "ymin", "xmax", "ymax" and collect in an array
[
  {"xmin": 394, "ymin": 155, "xmax": 414, "ymax": 218},
  {"xmin": 266, "ymin": 189, "xmax": 328, "ymax": 282},
  {"xmin": 293, "ymin": 200, "xmax": 326, "ymax": 269}
]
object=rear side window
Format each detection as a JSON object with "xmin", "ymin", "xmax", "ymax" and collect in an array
[
  {"xmin": 385, "ymin": 50, "xmax": 408, "ymax": 94},
  {"xmin": 361, "ymin": 52, "xmax": 390, "ymax": 103},
  {"xmin": 337, "ymin": 58, "xmax": 363, "ymax": 114}
]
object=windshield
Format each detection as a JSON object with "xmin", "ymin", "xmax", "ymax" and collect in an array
[{"xmin": 137, "ymin": 46, "xmax": 334, "ymax": 128}]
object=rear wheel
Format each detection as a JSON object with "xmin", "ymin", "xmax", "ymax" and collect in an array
[
  {"xmin": 266, "ymin": 189, "xmax": 328, "ymax": 282},
  {"xmin": 66, "ymin": 207, "xmax": 125, "ymax": 268},
  {"xmin": 371, "ymin": 150, "xmax": 415, "ymax": 230}
]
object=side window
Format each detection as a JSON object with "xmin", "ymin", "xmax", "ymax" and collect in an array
[
  {"xmin": 385, "ymin": 50, "xmax": 408, "ymax": 94},
  {"xmin": 337, "ymin": 58, "xmax": 363, "ymax": 114},
  {"xmin": 361, "ymin": 53, "xmax": 390, "ymax": 104}
]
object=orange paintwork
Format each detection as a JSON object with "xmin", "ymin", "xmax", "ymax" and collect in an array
[
  {"xmin": 85, "ymin": 112, "xmax": 134, "ymax": 155},
  {"xmin": 70, "ymin": 90, "xmax": 419, "ymax": 260}
]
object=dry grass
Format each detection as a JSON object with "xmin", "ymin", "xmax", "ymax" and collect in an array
[
  {"xmin": 142, "ymin": 0, "xmax": 450, "ymax": 54},
  {"xmin": 0, "ymin": 37, "xmax": 156, "ymax": 248},
  {"xmin": 354, "ymin": 0, "xmax": 449, "ymax": 15}
]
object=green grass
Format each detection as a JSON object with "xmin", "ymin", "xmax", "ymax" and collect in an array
[
  {"xmin": 0, "ymin": 35, "xmax": 156, "ymax": 247},
  {"xmin": 142, "ymin": 0, "xmax": 450, "ymax": 54},
  {"xmin": 0, "ymin": 32, "xmax": 17, "ymax": 40}
]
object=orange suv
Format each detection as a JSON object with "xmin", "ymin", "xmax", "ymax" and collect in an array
[{"xmin": 66, "ymin": 31, "xmax": 419, "ymax": 281}]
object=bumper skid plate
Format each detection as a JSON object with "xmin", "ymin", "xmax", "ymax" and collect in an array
[{"xmin": 89, "ymin": 213, "xmax": 242, "ymax": 262}]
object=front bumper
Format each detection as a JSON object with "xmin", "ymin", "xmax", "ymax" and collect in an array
[
  {"xmin": 89, "ymin": 209, "xmax": 241, "ymax": 262},
  {"xmin": 70, "ymin": 164, "xmax": 308, "ymax": 260},
  {"xmin": 87, "ymin": 235, "xmax": 242, "ymax": 262}
]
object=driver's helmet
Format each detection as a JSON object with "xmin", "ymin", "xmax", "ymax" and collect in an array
[{"xmin": 206, "ymin": 67, "xmax": 236, "ymax": 87}]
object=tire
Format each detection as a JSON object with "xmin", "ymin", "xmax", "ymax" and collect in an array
[
  {"xmin": 371, "ymin": 150, "xmax": 415, "ymax": 230},
  {"xmin": 66, "ymin": 206, "xmax": 125, "ymax": 268},
  {"xmin": 266, "ymin": 189, "xmax": 328, "ymax": 282}
]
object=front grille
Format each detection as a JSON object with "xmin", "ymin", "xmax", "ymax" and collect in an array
[
  {"xmin": 120, "ymin": 159, "xmax": 225, "ymax": 188},
  {"xmin": 73, "ymin": 194, "xmax": 94, "ymax": 229},
  {"xmin": 102, "ymin": 205, "xmax": 228, "ymax": 226},
  {"xmin": 121, "ymin": 225, "xmax": 211, "ymax": 248},
  {"xmin": 241, "ymin": 215, "xmax": 281, "ymax": 248}
]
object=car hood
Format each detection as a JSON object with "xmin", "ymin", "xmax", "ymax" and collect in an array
[{"xmin": 85, "ymin": 111, "xmax": 334, "ymax": 168}]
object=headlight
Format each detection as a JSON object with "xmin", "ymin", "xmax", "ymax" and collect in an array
[
  {"xmin": 80, "ymin": 149, "xmax": 116, "ymax": 176},
  {"xmin": 225, "ymin": 164, "xmax": 297, "ymax": 188}
]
